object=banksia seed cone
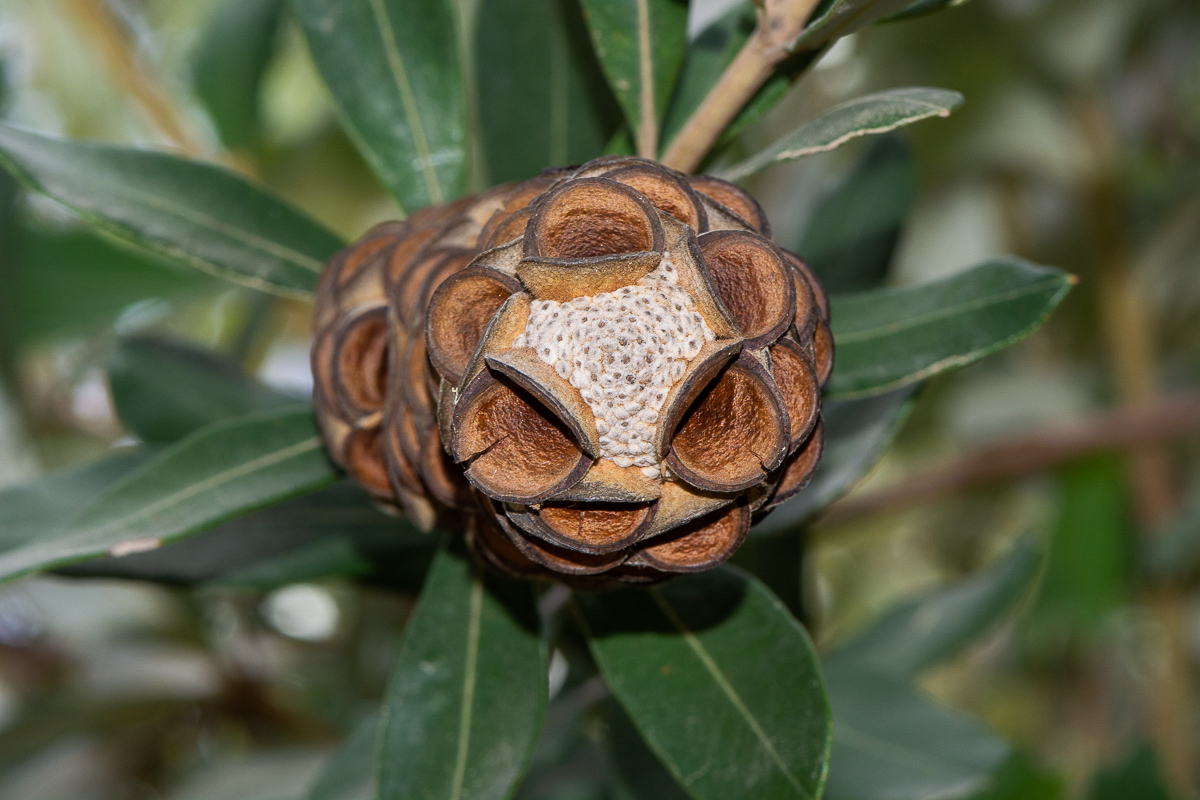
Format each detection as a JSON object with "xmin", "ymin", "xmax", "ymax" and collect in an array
[{"xmin": 312, "ymin": 156, "xmax": 832, "ymax": 586}]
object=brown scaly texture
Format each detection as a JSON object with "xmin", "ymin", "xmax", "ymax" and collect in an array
[{"xmin": 312, "ymin": 156, "xmax": 832, "ymax": 586}]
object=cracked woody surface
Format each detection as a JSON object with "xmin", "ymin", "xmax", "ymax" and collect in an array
[{"xmin": 312, "ymin": 156, "xmax": 832, "ymax": 585}]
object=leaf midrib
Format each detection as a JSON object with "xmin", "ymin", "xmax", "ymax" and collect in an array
[
  {"xmin": 448, "ymin": 570, "xmax": 484, "ymax": 800},
  {"xmin": 833, "ymin": 276, "xmax": 1064, "ymax": 344}
]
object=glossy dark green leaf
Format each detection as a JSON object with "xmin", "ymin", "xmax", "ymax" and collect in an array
[
  {"xmin": 0, "ymin": 124, "xmax": 343, "ymax": 298},
  {"xmin": 797, "ymin": 135, "xmax": 916, "ymax": 293},
  {"xmin": 1089, "ymin": 744, "xmax": 1174, "ymax": 800},
  {"xmin": 378, "ymin": 547, "xmax": 547, "ymax": 800},
  {"xmin": 828, "ymin": 258, "xmax": 1075, "ymax": 398},
  {"xmin": 823, "ymin": 668, "xmax": 1009, "ymax": 800},
  {"xmin": 577, "ymin": 567, "xmax": 831, "ymax": 800},
  {"xmin": 790, "ymin": 0, "xmax": 914, "ymax": 51},
  {"xmin": 108, "ymin": 336, "xmax": 296, "ymax": 444},
  {"xmin": 193, "ymin": 0, "xmax": 285, "ymax": 150},
  {"xmin": 9, "ymin": 224, "xmax": 210, "ymax": 345},
  {"xmin": 0, "ymin": 448, "xmax": 153, "ymax": 551},
  {"xmin": 608, "ymin": 700, "xmax": 689, "ymax": 800},
  {"xmin": 291, "ymin": 0, "xmax": 466, "ymax": 211},
  {"xmin": 0, "ymin": 406, "xmax": 335, "ymax": 584},
  {"xmin": 307, "ymin": 713, "xmax": 379, "ymax": 800},
  {"xmin": 719, "ymin": 88, "xmax": 962, "ymax": 181},
  {"xmin": 659, "ymin": 1, "xmax": 754, "ymax": 151},
  {"xmin": 59, "ymin": 481, "xmax": 436, "ymax": 590},
  {"xmin": 476, "ymin": 0, "xmax": 621, "ymax": 184},
  {"xmin": 752, "ymin": 388, "xmax": 916, "ymax": 538},
  {"xmin": 824, "ymin": 535, "xmax": 1042, "ymax": 678},
  {"xmin": 577, "ymin": 0, "xmax": 689, "ymax": 156}
]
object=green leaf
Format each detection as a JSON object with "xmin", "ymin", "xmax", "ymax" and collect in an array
[
  {"xmin": 970, "ymin": 753, "xmax": 1065, "ymax": 800},
  {"xmin": 1142, "ymin": 494, "xmax": 1200, "ymax": 581},
  {"xmin": 59, "ymin": 481, "xmax": 436, "ymax": 590},
  {"xmin": 577, "ymin": 567, "xmax": 832, "ymax": 800},
  {"xmin": 751, "ymin": 388, "xmax": 916, "ymax": 538},
  {"xmin": 608, "ymin": 700, "xmax": 690, "ymax": 800},
  {"xmin": 797, "ymin": 134, "xmax": 916, "ymax": 294},
  {"xmin": 108, "ymin": 336, "xmax": 296, "ymax": 444},
  {"xmin": 719, "ymin": 87, "xmax": 963, "ymax": 181},
  {"xmin": 824, "ymin": 535, "xmax": 1043, "ymax": 678},
  {"xmin": 475, "ymin": 0, "xmax": 620, "ymax": 184},
  {"xmin": 0, "ymin": 406, "xmax": 335, "ymax": 585},
  {"xmin": 378, "ymin": 547, "xmax": 547, "ymax": 800},
  {"xmin": 0, "ymin": 124, "xmax": 343, "ymax": 298},
  {"xmin": 307, "ymin": 713, "xmax": 379, "ymax": 800},
  {"xmin": 659, "ymin": 1, "xmax": 754, "ymax": 151},
  {"xmin": 828, "ymin": 258, "xmax": 1075, "ymax": 398},
  {"xmin": 1089, "ymin": 745, "xmax": 1175, "ymax": 800},
  {"xmin": 790, "ymin": 0, "xmax": 914, "ymax": 52},
  {"xmin": 291, "ymin": 0, "xmax": 466, "ymax": 211},
  {"xmin": 193, "ymin": 0, "xmax": 285, "ymax": 150},
  {"xmin": 0, "ymin": 448, "xmax": 153, "ymax": 551},
  {"xmin": 9, "ymin": 224, "xmax": 211, "ymax": 345},
  {"xmin": 577, "ymin": 0, "xmax": 689, "ymax": 156},
  {"xmin": 823, "ymin": 668, "xmax": 1009, "ymax": 800},
  {"xmin": 884, "ymin": 0, "xmax": 979, "ymax": 24}
]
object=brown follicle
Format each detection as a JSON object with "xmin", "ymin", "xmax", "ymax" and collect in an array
[
  {"xmin": 812, "ymin": 320, "xmax": 835, "ymax": 388},
  {"xmin": 768, "ymin": 339, "xmax": 820, "ymax": 449},
  {"xmin": 515, "ymin": 251, "xmax": 664, "ymax": 302},
  {"xmin": 698, "ymin": 230, "xmax": 795, "ymax": 348},
  {"xmin": 525, "ymin": 178, "xmax": 665, "ymax": 260},
  {"xmin": 331, "ymin": 307, "xmax": 390, "ymax": 421},
  {"xmin": 344, "ymin": 426, "xmax": 394, "ymax": 501},
  {"xmin": 450, "ymin": 372, "xmax": 590, "ymax": 504},
  {"xmin": 667, "ymin": 354, "xmax": 790, "ymax": 492},
  {"xmin": 485, "ymin": 348, "xmax": 601, "ymax": 457},
  {"xmin": 426, "ymin": 267, "xmax": 521, "ymax": 386},
  {"xmin": 551, "ymin": 458, "xmax": 662, "ymax": 503},
  {"xmin": 687, "ymin": 174, "xmax": 771, "ymax": 236},
  {"xmin": 457, "ymin": 292, "xmax": 533, "ymax": 389},
  {"xmin": 508, "ymin": 500, "xmax": 656, "ymax": 555},
  {"xmin": 766, "ymin": 421, "xmax": 826, "ymax": 509},
  {"xmin": 629, "ymin": 500, "xmax": 750, "ymax": 572},
  {"xmin": 605, "ymin": 163, "xmax": 709, "ymax": 233}
]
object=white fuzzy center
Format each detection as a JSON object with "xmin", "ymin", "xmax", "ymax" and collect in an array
[{"xmin": 512, "ymin": 258, "xmax": 715, "ymax": 478}]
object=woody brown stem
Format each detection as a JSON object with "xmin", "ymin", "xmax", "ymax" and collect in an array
[{"xmin": 660, "ymin": 0, "xmax": 823, "ymax": 173}]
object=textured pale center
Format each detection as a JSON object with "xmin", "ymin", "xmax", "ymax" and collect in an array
[{"xmin": 513, "ymin": 258, "xmax": 716, "ymax": 478}]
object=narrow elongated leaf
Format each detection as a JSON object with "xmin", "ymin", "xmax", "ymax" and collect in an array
[
  {"xmin": 823, "ymin": 668, "xmax": 1009, "ymax": 800},
  {"xmin": 378, "ymin": 547, "xmax": 546, "ymax": 800},
  {"xmin": 797, "ymin": 135, "xmax": 916, "ymax": 293},
  {"xmin": 720, "ymin": 88, "xmax": 962, "ymax": 181},
  {"xmin": 885, "ymin": 0, "xmax": 979, "ymax": 23},
  {"xmin": 752, "ymin": 388, "xmax": 915, "ymax": 537},
  {"xmin": 578, "ymin": 0, "xmax": 689, "ymax": 156},
  {"xmin": 109, "ymin": 336, "xmax": 296, "ymax": 444},
  {"xmin": 577, "ymin": 567, "xmax": 831, "ymax": 800},
  {"xmin": 790, "ymin": 0, "xmax": 914, "ymax": 52},
  {"xmin": 828, "ymin": 258, "xmax": 1075, "ymax": 398},
  {"xmin": 307, "ymin": 713, "xmax": 379, "ymax": 800},
  {"xmin": 824, "ymin": 536, "xmax": 1042, "ymax": 678},
  {"xmin": 59, "ymin": 481, "xmax": 436, "ymax": 590},
  {"xmin": 0, "ymin": 406, "xmax": 335, "ymax": 584},
  {"xmin": 476, "ymin": 0, "xmax": 620, "ymax": 184},
  {"xmin": 291, "ymin": 0, "xmax": 466, "ymax": 211},
  {"xmin": 1089, "ymin": 745, "xmax": 1174, "ymax": 800},
  {"xmin": 10, "ymin": 224, "xmax": 210, "ymax": 345},
  {"xmin": 0, "ymin": 124, "xmax": 343, "ymax": 298},
  {"xmin": 193, "ymin": 0, "xmax": 285, "ymax": 150},
  {"xmin": 608, "ymin": 700, "xmax": 690, "ymax": 800}
]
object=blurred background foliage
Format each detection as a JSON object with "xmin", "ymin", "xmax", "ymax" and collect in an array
[{"xmin": 0, "ymin": 0, "xmax": 1197, "ymax": 797}]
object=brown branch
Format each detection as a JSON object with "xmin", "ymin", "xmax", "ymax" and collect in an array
[
  {"xmin": 660, "ymin": 0, "xmax": 823, "ymax": 173},
  {"xmin": 67, "ymin": 0, "xmax": 202, "ymax": 155},
  {"xmin": 821, "ymin": 391, "xmax": 1200, "ymax": 527}
]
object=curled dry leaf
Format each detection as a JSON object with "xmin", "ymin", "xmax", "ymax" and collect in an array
[{"xmin": 311, "ymin": 157, "xmax": 832, "ymax": 586}]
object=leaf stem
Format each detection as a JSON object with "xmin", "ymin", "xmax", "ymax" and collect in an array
[{"xmin": 660, "ymin": 0, "xmax": 823, "ymax": 173}]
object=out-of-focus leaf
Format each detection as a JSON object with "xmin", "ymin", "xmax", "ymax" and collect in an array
[
  {"xmin": 1140, "ymin": 494, "xmax": 1200, "ymax": 581},
  {"xmin": 823, "ymin": 668, "xmax": 1009, "ymax": 800},
  {"xmin": 660, "ymin": 1, "xmax": 754, "ymax": 150},
  {"xmin": 378, "ymin": 547, "xmax": 546, "ymax": 800},
  {"xmin": 608, "ymin": 700, "xmax": 689, "ymax": 800},
  {"xmin": 790, "ymin": 0, "xmax": 914, "ymax": 52},
  {"xmin": 1089, "ymin": 744, "xmax": 1174, "ymax": 800},
  {"xmin": 516, "ymin": 677, "xmax": 611, "ymax": 800},
  {"xmin": 824, "ymin": 535, "xmax": 1042, "ymax": 677},
  {"xmin": 719, "ymin": 87, "xmax": 962, "ymax": 181},
  {"xmin": 307, "ymin": 713, "xmax": 379, "ymax": 800},
  {"xmin": 577, "ymin": 0, "xmax": 689, "ymax": 155},
  {"xmin": 0, "ymin": 448, "xmax": 152, "ymax": 551},
  {"xmin": 0, "ymin": 124, "xmax": 343, "ymax": 298},
  {"xmin": 751, "ymin": 388, "xmax": 916, "ymax": 537},
  {"xmin": 0, "ymin": 406, "xmax": 335, "ymax": 584},
  {"xmin": 577, "ymin": 567, "xmax": 831, "ymax": 800},
  {"xmin": 59, "ymin": 481, "xmax": 436, "ymax": 590},
  {"xmin": 828, "ymin": 258, "xmax": 1075, "ymax": 398},
  {"xmin": 10, "ymin": 224, "xmax": 210, "ymax": 345},
  {"xmin": 797, "ymin": 135, "xmax": 916, "ymax": 293},
  {"xmin": 1028, "ymin": 457, "xmax": 1130, "ymax": 639},
  {"xmin": 108, "ymin": 336, "xmax": 296, "ymax": 444},
  {"xmin": 193, "ymin": 0, "xmax": 285, "ymax": 150},
  {"xmin": 291, "ymin": 0, "xmax": 466, "ymax": 211},
  {"xmin": 969, "ymin": 753, "xmax": 1065, "ymax": 800},
  {"xmin": 476, "ymin": 0, "xmax": 621, "ymax": 183}
]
